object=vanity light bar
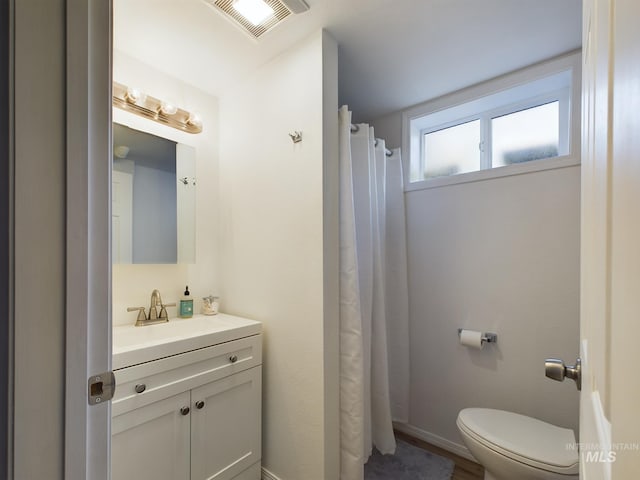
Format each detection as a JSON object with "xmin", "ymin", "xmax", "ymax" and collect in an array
[{"xmin": 112, "ymin": 82, "xmax": 203, "ymax": 134}]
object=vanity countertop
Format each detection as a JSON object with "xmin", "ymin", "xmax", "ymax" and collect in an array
[{"xmin": 112, "ymin": 313, "xmax": 262, "ymax": 370}]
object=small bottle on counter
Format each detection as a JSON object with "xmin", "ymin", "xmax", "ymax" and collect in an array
[{"xmin": 179, "ymin": 286, "xmax": 194, "ymax": 318}]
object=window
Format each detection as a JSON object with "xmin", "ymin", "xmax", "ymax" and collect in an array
[
  {"xmin": 404, "ymin": 54, "xmax": 580, "ymax": 187},
  {"xmin": 491, "ymin": 102, "xmax": 560, "ymax": 167},
  {"xmin": 423, "ymin": 120, "xmax": 480, "ymax": 178}
]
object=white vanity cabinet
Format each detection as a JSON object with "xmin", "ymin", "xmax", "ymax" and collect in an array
[{"xmin": 111, "ymin": 318, "xmax": 262, "ymax": 480}]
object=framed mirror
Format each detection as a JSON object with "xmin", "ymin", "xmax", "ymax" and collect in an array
[{"xmin": 112, "ymin": 123, "xmax": 196, "ymax": 264}]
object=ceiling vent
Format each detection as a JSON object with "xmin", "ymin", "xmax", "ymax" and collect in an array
[{"xmin": 204, "ymin": 0, "xmax": 309, "ymax": 39}]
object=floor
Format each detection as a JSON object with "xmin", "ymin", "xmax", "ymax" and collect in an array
[{"xmin": 394, "ymin": 431, "xmax": 484, "ymax": 480}]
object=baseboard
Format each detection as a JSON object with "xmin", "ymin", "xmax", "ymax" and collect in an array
[
  {"xmin": 261, "ymin": 467, "xmax": 283, "ymax": 480},
  {"xmin": 393, "ymin": 421, "xmax": 476, "ymax": 462}
]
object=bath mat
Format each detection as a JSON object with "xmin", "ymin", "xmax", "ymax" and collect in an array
[{"xmin": 365, "ymin": 439, "xmax": 455, "ymax": 480}]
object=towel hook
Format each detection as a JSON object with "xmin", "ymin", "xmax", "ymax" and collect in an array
[{"xmin": 289, "ymin": 131, "xmax": 302, "ymax": 144}]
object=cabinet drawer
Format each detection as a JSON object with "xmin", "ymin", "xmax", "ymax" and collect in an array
[{"xmin": 113, "ymin": 334, "xmax": 262, "ymax": 416}]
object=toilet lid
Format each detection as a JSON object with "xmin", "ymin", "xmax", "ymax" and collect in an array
[{"xmin": 458, "ymin": 408, "xmax": 579, "ymax": 475}]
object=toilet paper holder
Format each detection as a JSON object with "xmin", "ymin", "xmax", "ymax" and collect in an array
[{"xmin": 458, "ymin": 328, "xmax": 498, "ymax": 345}]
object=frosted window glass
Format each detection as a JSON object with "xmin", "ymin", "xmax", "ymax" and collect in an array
[
  {"xmin": 492, "ymin": 102, "xmax": 559, "ymax": 167},
  {"xmin": 423, "ymin": 119, "xmax": 480, "ymax": 179}
]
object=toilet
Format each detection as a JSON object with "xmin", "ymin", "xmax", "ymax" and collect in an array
[{"xmin": 457, "ymin": 408, "xmax": 579, "ymax": 480}]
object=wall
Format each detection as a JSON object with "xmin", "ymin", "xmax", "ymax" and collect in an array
[
  {"xmin": 404, "ymin": 166, "xmax": 580, "ymax": 453},
  {"xmin": 370, "ymin": 59, "xmax": 581, "ymax": 456},
  {"xmin": 0, "ymin": 0, "xmax": 9, "ymax": 473},
  {"xmin": 218, "ymin": 30, "xmax": 339, "ymax": 480},
  {"xmin": 112, "ymin": 51, "xmax": 220, "ymax": 325},
  {"xmin": 368, "ymin": 111, "xmax": 402, "ymax": 148},
  {"xmin": 13, "ymin": 0, "xmax": 66, "ymax": 477}
]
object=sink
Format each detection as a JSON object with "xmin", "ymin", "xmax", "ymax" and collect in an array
[{"xmin": 112, "ymin": 313, "xmax": 262, "ymax": 370}]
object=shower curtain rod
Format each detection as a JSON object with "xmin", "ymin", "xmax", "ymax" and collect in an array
[
  {"xmin": 350, "ymin": 124, "xmax": 393, "ymax": 157},
  {"xmin": 373, "ymin": 138, "xmax": 392, "ymax": 157}
]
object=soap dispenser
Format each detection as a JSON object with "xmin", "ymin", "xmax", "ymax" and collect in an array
[{"xmin": 179, "ymin": 286, "xmax": 194, "ymax": 318}]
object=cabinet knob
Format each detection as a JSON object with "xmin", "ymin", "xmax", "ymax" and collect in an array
[
  {"xmin": 195, "ymin": 400, "xmax": 205, "ymax": 410},
  {"xmin": 134, "ymin": 384, "xmax": 146, "ymax": 394},
  {"xmin": 229, "ymin": 355, "xmax": 238, "ymax": 363},
  {"xmin": 180, "ymin": 406, "xmax": 190, "ymax": 416}
]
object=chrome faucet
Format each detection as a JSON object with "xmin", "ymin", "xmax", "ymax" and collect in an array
[{"xmin": 127, "ymin": 289, "xmax": 176, "ymax": 327}]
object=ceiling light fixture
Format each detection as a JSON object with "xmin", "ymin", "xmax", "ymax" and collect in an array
[
  {"xmin": 233, "ymin": 0, "xmax": 274, "ymax": 26},
  {"xmin": 112, "ymin": 82, "xmax": 203, "ymax": 134},
  {"xmin": 204, "ymin": 0, "xmax": 309, "ymax": 39},
  {"xmin": 280, "ymin": 0, "xmax": 308, "ymax": 14}
]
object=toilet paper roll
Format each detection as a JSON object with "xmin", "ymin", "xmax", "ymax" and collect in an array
[{"xmin": 459, "ymin": 329, "xmax": 484, "ymax": 350}]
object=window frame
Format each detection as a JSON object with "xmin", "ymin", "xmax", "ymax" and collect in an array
[{"xmin": 402, "ymin": 51, "xmax": 581, "ymax": 191}]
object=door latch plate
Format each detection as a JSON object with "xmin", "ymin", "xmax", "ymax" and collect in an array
[{"xmin": 88, "ymin": 371, "xmax": 116, "ymax": 405}]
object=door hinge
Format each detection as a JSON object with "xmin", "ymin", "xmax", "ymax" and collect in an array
[{"xmin": 88, "ymin": 371, "xmax": 116, "ymax": 405}]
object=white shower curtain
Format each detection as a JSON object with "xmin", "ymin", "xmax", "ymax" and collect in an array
[{"xmin": 338, "ymin": 106, "xmax": 410, "ymax": 480}]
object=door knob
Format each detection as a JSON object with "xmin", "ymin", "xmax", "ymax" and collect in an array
[
  {"xmin": 180, "ymin": 406, "xmax": 190, "ymax": 415},
  {"xmin": 545, "ymin": 357, "xmax": 581, "ymax": 391},
  {"xmin": 195, "ymin": 400, "xmax": 205, "ymax": 409}
]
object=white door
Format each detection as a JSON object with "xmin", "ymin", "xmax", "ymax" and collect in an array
[
  {"xmin": 190, "ymin": 367, "xmax": 262, "ymax": 480},
  {"xmin": 112, "ymin": 391, "xmax": 191, "ymax": 480},
  {"xmin": 580, "ymin": 0, "xmax": 640, "ymax": 478},
  {"xmin": 65, "ymin": 0, "xmax": 113, "ymax": 478},
  {"xmin": 112, "ymin": 169, "xmax": 133, "ymax": 263}
]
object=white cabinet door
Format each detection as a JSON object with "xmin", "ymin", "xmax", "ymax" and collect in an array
[
  {"xmin": 191, "ymin": 367, "xmax": 262, "ymax": 480},
  {"xmin": 112, "ymin": 391, "xmax": 191, "ymax": 480}
]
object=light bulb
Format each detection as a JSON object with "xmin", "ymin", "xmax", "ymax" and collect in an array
[
  {"xmin": 125, "ymin": 86, "xmax": 145, "ymax": 105},
  {"xmin": 114, "ymin": 145, "xmax": 130, "ymax": 159},
  {"xmin": 187, "ymin": 112, "xmax": 203, "ymax": 128},
  {"xmin": 160, "ymin": 101, "xmax": 178, "ymax": 116},
  {"xmin": 233, "ymin": 0, "xmax": 274, "ymax": 26}
]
